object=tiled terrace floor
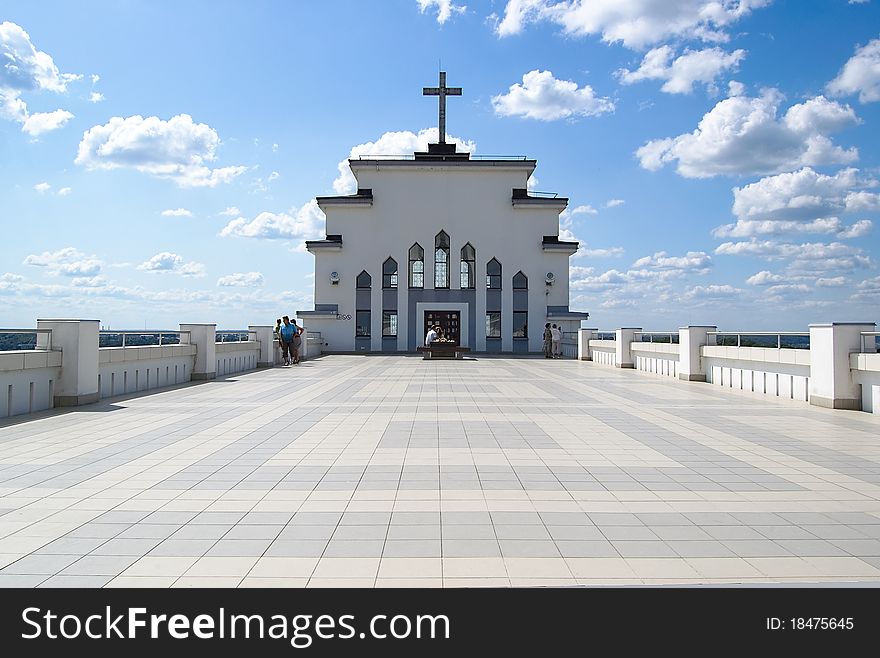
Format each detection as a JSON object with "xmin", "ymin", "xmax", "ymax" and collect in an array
[{"xmin": 1, "ymin": 355, "xmax": 880, "ymax": 588}]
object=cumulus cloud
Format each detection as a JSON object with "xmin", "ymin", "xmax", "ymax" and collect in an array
[
  {"xmin": 494, "ymin": 0, "xmax": 771, "ymax": 49},
  {"xmin": 23, "ymin": 247, "xmax": 102, "ymax": 277},
  {"xmin": 581, "ymin": 245, "xmax": 625, "ymax": 258},
  {"xmin": 217, "ymin": 272, "xmax": 264, "ymax": 287},
  {"xmin": 0, "ymin": 21, "xmax": 79, "ymax": 134},
  {"xmin": 57, "ymin": 186, "xmax": 71, "ymax": 196},
  {"xmin": 682, "ymin": 284, "xmax": 744, "ymax": 300},
  {"xmin": 219, "ymin": 206, "xmax": 241, "ymax": 217},
  {"xmin": 417, "ymin": 0, "xmax": 466, "ymax": 23},
  {"xmin": 33, "ymin": 181, "xmax": 50, "ymax": 193},
  {"xmin": 161, "ymin": 208, "xmax": 193, "ymax": 217},
  {"xmin": 637, "ymin": 87, "xmax": 860, "ymax": 178},
  {"xmin": 631, "ymin": 250, "xmax": 712, "ymax": 272},
  {"xmin": 138, "ymin": 252, "xmax": 205, "ymax": 277},
  {"xmin": 332, "ymin": 127, "xmax": 476, "ymax": 194},
  {"xmin": 712, "ymin": 217, "xmax": 872, "ymax": 239},
  {"xmin": 746, "ymin": 270, "xmax": 785, "ymax": 285},
  {"xmin": 219, "ymin": 199, "xmax": 325, "ymax": 242},
  {"xmin": 560, "ymin": 204, "xmax": 598, "ymax": 228},
  {"xmin": 715, "ymin": 239, "xmax": 871, "ymax": 270},
  {"xmin": 492, "ymin": 70, "xmax": 614, "ymax": 121},
  {"xmin": 617, "ymin": 46, "xmax": 745, "ymax": 94},
  {"xmin": 88, "ymin": 91, "xmax": 104, "ymax": 103},
  {"xmin": 605, "ymin": 199, "xmax": 625, "ymax": 208},
  {"xmin": 816, "ymin": 276, "xmax": 847, "ymax": 287},
  {"xmin": 75, "ymin": 114, "xmax": 247, "ymax": 187},
  {"xmin": 827, "ymin": 38, "xmax": 880, "ymax": 103}
]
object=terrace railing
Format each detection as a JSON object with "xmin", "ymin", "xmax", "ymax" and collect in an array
[
  {"xmin": 860, "ymin": 332, "xmax": 880, "ymax": 354},
  {"xmin": 709, "ymin": 331, "xmax": 810, "ymax": 350},
  {"xmin": 99, "ymin": 330, "xmax": 191, "ymax": 348},
  {"xmin": 0, "ymin": 328, "xmax": 53, "ymax": 351},
  {"xmin": 633, "ymin": 332, "xmax": 680, "ymax": 344}
]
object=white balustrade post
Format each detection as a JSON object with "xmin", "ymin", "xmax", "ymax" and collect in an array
[
  {"xmin": 808, "ymin": 322, "xmax": 876, "ymax": 410},
  {"xmin": 578, "ymin": 328, "xmax": 597, "ymax": 361},
  {"xmin": 679, "ymin": 325, "xmax": 716, "ymax": 382},
  {"xmin": 36, "ymin": 319, "xmax": 99, "ymax": 406},
  {"xmin": 248, "ymin": 325, "xmax": 275, "ymax": 368},
  {"xmin": 615, "ymin": 327, "xmax": 640, "ymax": 369},
  {"xmin": 180, "ymin": 323, "xmax": 216, "ymax": 380}
]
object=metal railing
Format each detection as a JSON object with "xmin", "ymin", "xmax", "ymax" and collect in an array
[
  {"xmin": 633, "ymin": 332, "xmax": 680, "ymax": 344},
  {"xmin": 355, "ymin": 154, "xmax": 528, "ymax": 161},
  {"xmin": 99, "ymin": 330, "xmax": 191, "ymax": 348},
  {"xmin": 708, "ymin": 331, "xmax": 810, "ymax": 350},
  {"xmin": 860, "ymin": 332, "xmax": 880, "ymax": 354},
  {"xmin": 595, "ymin": 332, "xmax": 616, "ymax": 341},
  {"xmin": 0, "ymin": 328, "xmax": 53, "ymax": 351},
  {"xmin": 525, "ymin": 190, "xmax": 559, "ymax": 198},
  {"xmin": 216, "ymin": 330, "xmax": 258, "ymax": 343}
]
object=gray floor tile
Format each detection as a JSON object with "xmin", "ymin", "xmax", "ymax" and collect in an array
[{"xmin": 441, "ymin": 540, "xmax": 502, "ymax": 557}]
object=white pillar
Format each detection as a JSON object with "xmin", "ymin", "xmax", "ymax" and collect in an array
[
  {"xmin": 180, "ymin": 323, "xmax": 216, "ymax": 380},
  {"xmin": 809, "ymin": 322, "xmax": 875, "ymax": 410},
  {"xmin": 248, "ymin": 325, "xmax": 275, "ymax": 368},
  {"xmin": 36, "ymin": 319, "xmax": 99, "ymax": 406},
  {"xmin": 578, "ymin": 328, "xmax": 597, "ymax": 360},
  {"xmin": 679, "ymin": 325, "xmax": 716, "ymax": 381},
  {"xmin": 615, "ymin": 327, "xmax": 640, "ymax": 369}
]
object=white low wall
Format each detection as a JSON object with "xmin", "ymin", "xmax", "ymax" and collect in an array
[
  {"xmin": 702, "ymin": 345, "xmax": 811, "ymax": 403},
  {"xmin": 631, "ymin": 343, "xmax": 680, "ymax": 378},
  {"xmin": 851, "ymin": 352, "xmax": 880, "ymax": 414},
  {"xmin": 216, "ymin": 341, "xmax": 261, "ymax": 376},
  {"xmin": 0, "ymin": 350, "xmax": 62, "ymax": 417},
  {"xmin": 98, "ymin": 345, "xmax": 197, "ymax": 399},
  {"xmin": 590, "ymin": 340, "xmax": 617, "ymax": 366}
]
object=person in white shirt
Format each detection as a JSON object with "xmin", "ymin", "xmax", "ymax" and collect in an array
[
  {"xmin": 550, "ymin": 324, "xmax": 562, "ymax": 359},
  {"xmin": 425, "ymin": 325, "xmax": 439, "ymax": 347}
]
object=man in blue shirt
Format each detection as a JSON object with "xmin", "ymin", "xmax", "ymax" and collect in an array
[{"xmin": 279, "ymin": 315, "xmax": 298, "ymax": 366}]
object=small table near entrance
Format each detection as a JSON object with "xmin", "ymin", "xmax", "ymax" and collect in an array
[{"xmin": 417, "ymin": 343, "xmax": 470, "ymax": 360}]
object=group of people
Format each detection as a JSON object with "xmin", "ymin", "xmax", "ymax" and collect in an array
[
  {"xmin": 543, "ymin": 323, "xmax": 564, "ymax": 359},
  {"xmin": 274, "ymin": 315, "xmax": 303, "ymax": 366}
]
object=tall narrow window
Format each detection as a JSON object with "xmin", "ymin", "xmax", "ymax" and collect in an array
[
  {"xmin": 409, "ymin": 243, "xmax": 424, "ymax": 288},
  {"xmin": 513, "ymin": 271, "xmax": 528, "ymax": 289},
  {"xmin": 486, "ymin": 258, "xmax": 501, "ymax": 289},
  {"xmin": 460, "ymin": 243, "xmax": 475, "ymax": 289},
  {"xmin": 383, "ymin": 257, "xmax": 398, "ymax": 289},
  {"xmin": 434, "ymin": 231, "xmax": 449, "ymax": 288},
  {"xmin": 356, "ymin": 270, "xmax": 371, "ymax": 289},
  {"xmin": 486, "ymin": 312, "xmax": 501, "ymax": 338},
  {"xmin": 356, "ymin": 311, "xmax": 371, "ymax": 337},
  {"xmin": 382, "ymin": 311, "xmax": 398, "ymax": 337},
  {"xmin": 513, "ymin": 311, "xmax": 528, "ymax": 338}
]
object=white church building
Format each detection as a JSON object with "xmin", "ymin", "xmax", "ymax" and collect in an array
[{"xmin": 299, "ymin": 73, "xmax": 589, "ymax": 353}]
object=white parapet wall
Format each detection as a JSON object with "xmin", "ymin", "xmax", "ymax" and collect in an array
[
  {"xmin": 98, "ymin": 345, "xmax": 197, "ymax": 399},
  {"xmin": 589, "ymin": 339, "xmax": 617, "ymax": 366},
  {"xmin": 851, "ymin": 352, "xmax": 880, "ymax": 414},
  {"xmin": 0, "ymin": 350, "xmax": 62, "ymax": 417},
  {"xmin": 216, "ymin": 341, "xmax": 261, "ymax": 376},
  {"xmin": 631, "ymin": 342, "xmax": 680, "ymax": 378},
  {"xmin": 701, "ymin": 345, "xmax": 811, "ymax": 402}
]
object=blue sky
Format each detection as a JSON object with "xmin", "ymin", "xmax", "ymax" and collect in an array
[{"xmin": 2, "ymin": 0, "xmax": 879, "ymax": 331}]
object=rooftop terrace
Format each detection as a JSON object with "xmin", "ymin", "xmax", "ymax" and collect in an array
[{"xmin": 1, "ymin": 354, "xmax": 879, "ymax": 587}]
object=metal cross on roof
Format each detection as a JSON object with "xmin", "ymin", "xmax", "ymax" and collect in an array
[{"xmin": 423, "ymin": 71, "xmax": 462, "ymax": 145}]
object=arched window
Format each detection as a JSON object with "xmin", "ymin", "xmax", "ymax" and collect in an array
[
  {"xmin": 486, "ymin": 258, "xmax": 501, "ymax": 289},
  {"xmin": 460, "ymin": 243, "xmax": 475, "ymax": 289},
  {"xmin": 409, "ymin": 243, "xmax": 424, "ymax": 288},
  {"xmin": 383, "ymin": 257, "xmax": 398, "ymax": 289},
  {"xmin": 513, "ymin": 271, "xmax": 528, "ymax": 289},
  {"xmin": 356, "ymin": 270, "xmax": 371, "ymax": 289},
  {"xmin": 434, "ymin": 231, "xmax": 450, "ymax": 289}
]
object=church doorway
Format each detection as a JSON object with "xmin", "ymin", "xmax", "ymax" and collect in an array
[{"xmin": 425, "ymin": 310, "xmax": 460, "ymax": 345}]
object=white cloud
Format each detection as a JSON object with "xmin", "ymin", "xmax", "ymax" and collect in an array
[
  {"xmin": 617, "ymin": 46, "xmax": 745, "ymax": 94},
  {"xmin": 837, "ymin": 219, "xmax": 872, "ymax": 238},
  {"xmin": 219, "ymin": 199, "xmax": 325, "ymax": 241},
  {"xmin": 711, "ymin": 217, "xmax": 872, "ymax": 239},
  {"xmin": 161, "ymin": 208, "xmax": 193, "ymax": 217},
  {"xmin": 71, "ymin": 275, "xmax": 106, "ymax": 288},
  {"xmin": 492, "ymin": 70, "xmax": 614, "ymax": 121},
  {"xmin": 268, "ymin": 171, "xmax": 280, "ymax": 182},
  {"xmin": 605, "ymin": 199, "xmax": 625, "ymax": 208},
  {"xmin": 332, "ymin": 127, "xmax": 476, "ymax": 194},
  {"xmin": 581, "ymin": 245, "xmax": 625, "ymax": 258},
  {"xmin": 23, "ymin": 247, "xmax": 102, "ymax": 277},
  {"xmin": 816, "ymin": 276, "xmax": 847, "ymax": 287},
  {"xmin": 417, "ymin": 0, "xmax": 466, "ymax": 24},
  {"xmin": 845, "ymin": 191, "xmax": 880, "ymax": 212},
  {"xmin": 0, "ymin": 22, "xmax": 80, "ymax": 134},
  {"xmin": 21, "ymin": 109, "xmax": 74, "ymax": 136},
  {"xmin": 138, "ymin": 252, "xmax": 206, "ymax": 277},
  {"xmin": 217, "ymin": 272, "xmax": 264, "ymax": 287},
  {"xmin": 33, "ymin": 181, "xmax": 50, "ymax": 193},
  {"xmin": 715, "ymin": 239, "xmax": 871, "ymax": 270},
  {"xmin": 827, "ymin": 38, "xmax": 880, "ymax": 103},
  {"xmin": 57, "ymin": 186, "xmax": 72, "ymax": 196},
  {"xmin": 89, "ymin": 91, "xmax": 104, "ymax": 103},
  {"xmin": 219, "ymin": 206, "xmax": 241, "ymax": 217},
  {"xmin": 560, "ymin": 204, "xmax": 598, "ymax": 228},
  {"xmin": 494, "ymin": 0, "xmax": 771, "ymax": 49},
  {"xmin": 75, "ymin": 114, "xmax": 247, "ymax": 187},
  {"xmin": 631, "ymin": 250, "xmax": 712, "ymax": 272},
  {"xmin": 683, "ymin": 284, "xmax": 744, "ymax": 300},
  {"xmin": 637, "ymin": 87, "xmax": 860, "ymax": 178},
  {"xmin": 746, "ymin": 270, "xmax": 785, "ymax": 285}
]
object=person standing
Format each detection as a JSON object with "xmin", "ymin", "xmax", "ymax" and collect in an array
[
  {"xmin": 291, "ymin": 319, "xmax": 303, "ymax": 365},
  {"xmin": 543, "ymin": 323, "xmax": 553, "ymax": 358},
  {"xmin": 279, "ymin": 315, "xmax": 297, "ymax": 366},
  {"xmin": 551, "ymin": 323, "xmax": 562, "ymax": 359}
]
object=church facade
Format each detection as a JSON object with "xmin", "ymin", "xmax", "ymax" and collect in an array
[{"xmin": 298, "ymin": 73, "xmax": 588, "ymax": 354}]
